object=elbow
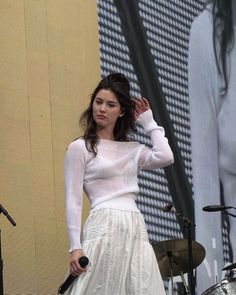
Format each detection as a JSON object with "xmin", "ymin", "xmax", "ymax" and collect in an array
[
  {"xmin": 162, "ymin": 150, "xmax": 174, "ymax": 167},
  {"xmin": 169, "ymin": 150, "xmax": 174, "ymax": 165}
]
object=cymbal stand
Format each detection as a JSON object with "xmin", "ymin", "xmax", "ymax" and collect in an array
[
  {"xmin": 0, "ymin": 230, "xmax": 3, "ymax": 295},
  {"xmin": 167, "ymin": 251, "xmax": 174, "ymax": 295},
  {"xmin": 0, "ymin": 204, "xmax": 16, "ymax": 295},
  {"xmin": 224, "ymin": 211, "xmax": 236, "ymax": 218},
  {"xmin": 167, "ymin": 252, "xmax": 190, "ymax": 295},
  {"xmin": 185, "ymin": 218, "xmax": 194, "ymax": 295},
  {"xmin": 179, "ymin": 271, "xmax": 190, "ymax": 295},
  {"xmin": 172, "ymin": 211, "xmax": 195, "ymax": 295}
]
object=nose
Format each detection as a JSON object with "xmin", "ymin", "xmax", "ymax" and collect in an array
[{"xmin": 100, "ymin": 103, "xmax": 106, "ymax": 112}]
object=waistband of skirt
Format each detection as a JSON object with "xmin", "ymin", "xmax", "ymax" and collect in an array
[{"xmin": 90, "ymin": 195, "xmax": 140, "ymax": 213}]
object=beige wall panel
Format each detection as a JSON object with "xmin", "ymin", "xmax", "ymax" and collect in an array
[
  {"xmin": 63, "ymin": 0, "xmax": 101, "ymax": 108},
  {"xmin": 35, "ymin": 217, "xmax": 60, "ymax": 293},
  {"xmin": 0, "ymin": 0, "xmax": 27, "ymax": 94},
  {"xmin": 1, "ymin": 214, "xmax": 36, "ymax": 294},
  {"xmin": 0, "ymin": 162, "xmax": 33, "ymax": 215},
  {"xmin": 54, "ymin": 147, "xmax": 66, "ymax": 222},
  {"xmin": 53, "ymin": 146, "xmax": 67, "ymax": 224},
  {"xmin": 0, "ymin": 88, "xmax": 29, "ymax": 120},
  {"xmin": 29, "ymin": 96, "xmax": 53, "ymax": 162},
  {"xmin": 0, "ymin": 90, "xmax": 30, "ymax": 167},
  {"xmin": 51, "ymin": 103, "xmax": 80, "ymax": 223},
  {"xmin": 29, "ymin": 96, "xmax": 56, "ymax": 218},
  {"xmin": 1, "ymin": 0, "xmax": 100, "ymax": 293},
  {"xmin": 0, "ymin": 118, "xmax": 30, "ymax": 166},
  {"xmin": 0, "ymin": 162, "xmax": 32, "ymax": 214},
  {"xmin": 76, "ymin": 0, "xmax": 101, "ymax": 82},
  {"xmin": 24, "ymin": 0, "xmax": 50, "ymax": 100},
  {"xmin": 51, "ymin": 104, "xmax": 78, "ymax": 147},
  {"xmin": 46, "ymin": 0, "xmax": 67, "ymax": 104},
  {"xmin": 55, "ymin": 221, "xmax": 70, "ymax": 284}
]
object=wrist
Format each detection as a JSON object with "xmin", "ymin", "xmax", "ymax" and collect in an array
[{"xmin": 136, "ymin": 109, "xmax": 157, "ymax": 133}]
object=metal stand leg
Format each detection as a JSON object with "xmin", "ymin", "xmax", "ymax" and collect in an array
[
  {"xmin": 167, "ymin": 251, "xmax": 174, "ymax": 295},
  {"xmin": 180, "ymin": 271, "xmax": 190, "ymax": 295},
  {"xmin": 0, "ymin": 230, "xmax": 4, "ymax": 295},
  {"xmin": 0, "ymin": 204, "xmax": 16, "ymax": 295}
]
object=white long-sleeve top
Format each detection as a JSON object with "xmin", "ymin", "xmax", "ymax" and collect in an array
[{"xmin": 65, "ymin": 109, "xmax": 174, "ymax": 251}]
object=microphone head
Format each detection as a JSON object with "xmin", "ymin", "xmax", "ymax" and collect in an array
[
  {"xmin": 79, "ymin": 256, "xmax": 89, "ymax": 268},
  {"xmin": 202, "ymin": 205, "xmax": 225, "ymax": 212},
  {"xmin": 162, "ymin": 203, "xmax": 173, "ymax": 212}
]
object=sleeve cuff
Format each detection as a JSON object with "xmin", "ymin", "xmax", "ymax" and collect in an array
[{"xmin": 136, "ymin": 109, "xmax": 163, "ymax": 134}]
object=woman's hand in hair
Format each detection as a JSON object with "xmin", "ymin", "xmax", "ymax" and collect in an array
[
  {"xmin": 134, "ymin": 97, "xmax": 150, "ymax": 120},
  {"xmin": 70, "ymin": 249, "xmax": 87, "ymax": 276}
]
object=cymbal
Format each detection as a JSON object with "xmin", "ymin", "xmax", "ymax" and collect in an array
[
  {"xmin": 151, "ymin": 239, "xmax": 206, "ymax": 278},
  {"xmin": 222, "ymin": 262, "xmax": 236, "ymax": 271}
]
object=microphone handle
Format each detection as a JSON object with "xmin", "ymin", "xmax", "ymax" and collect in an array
[{"xmin": 58, "ymin": 256, "xmax": 89, "ymax": 294}]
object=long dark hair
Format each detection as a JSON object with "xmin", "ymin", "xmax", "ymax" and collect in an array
[
  {"xmin": 212, "ymin": 0, "xmax": 234, "ymax": 95},
  {"xmin": 80, "ymin": 73, "xmax": 136, "ymax": 155}
]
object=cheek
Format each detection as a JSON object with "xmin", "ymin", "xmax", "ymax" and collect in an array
[
  {"xmin": 92, "ymin": 103, "xmax": 97, "ymax": 114},
  {"xmin": 92, "ymin": 106, "xmax": 97, "ymax": 121},
  {"xmin": 112, "ymin": 110, "xmax": 122, "ymax": 119}
]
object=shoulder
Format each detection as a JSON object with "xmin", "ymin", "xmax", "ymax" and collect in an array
[
  {"xmin": 189, "ymin": 6, "xmax": 215, "ymax": 63},
  {"xmin": 67, "ymin": 138, "xmax": 86, "ymax": 150},
  {"xmin": 190, "ymin": 6, "xmax": 213, "ymax": 40},
  {"xmin": 66, "ymin": 138, "xmax": 89, "ymax": 159}
]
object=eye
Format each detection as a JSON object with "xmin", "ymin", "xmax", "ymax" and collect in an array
[
  {"xmin": 95, "ymin": 99, "xmax": 102, "ymax": 104},
  {"xmin": 108, "ymin": 103, "xmax": 116, "ymax": 107}
]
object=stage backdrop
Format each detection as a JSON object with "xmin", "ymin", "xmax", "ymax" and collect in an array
[
  {"xmin": 0, "ymin": 1, "xmax": 99, "ymax": 294},
  {"xmin": 96, "ymin": 0, "xmax": 232, "ymax": 294}
]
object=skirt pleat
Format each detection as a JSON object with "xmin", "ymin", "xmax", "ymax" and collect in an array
[{"xmin": 65, "ymin": 209, "xmax": 165, "ymax": 295}]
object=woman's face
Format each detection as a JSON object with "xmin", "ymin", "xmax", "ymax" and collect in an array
[{"xmin": 92, "ymin": 89, "xmax": 123, "ymax": 131}]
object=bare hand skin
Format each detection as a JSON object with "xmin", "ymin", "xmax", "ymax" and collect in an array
[
  {"xmin": 134, "ymin": 97, "xmax": 150, "ymax": 120},
  {"xmin": 70, "ymin": 249, "xmax": 87, "ymax": 277}
]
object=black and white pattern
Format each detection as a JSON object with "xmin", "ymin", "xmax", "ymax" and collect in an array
[
  {"xmin": 97, "ymin": 0, "xmax": 204, "ymax": 245},
  {"xmin": 96, "ymin": 0, "xmax": 235, "ymax": 293}
]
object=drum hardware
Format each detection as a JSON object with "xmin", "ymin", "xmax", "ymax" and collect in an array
[
  {"xmin": 222, "ymin": 262, "xmax": 236, "ymax": 280},
  {"xmin": 152, "ymin": 239, "xmax": 205, "ymax": 295},
  {"xmin": 160, "ymin": 205, "xmax": 198, "ymax": 295},
  {"xmin": 202, "ymin": 277, "xmax": 236, "ymax": 295},
  {"xmin": 223, "ymin": 262, "xmax": 236, "ymax": 271},
  {"xmin": 225, "ymin": 270, "xmax": 235, "ymax": 279}
]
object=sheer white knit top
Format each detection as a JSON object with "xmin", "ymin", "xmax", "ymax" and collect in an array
[{"xmin": 65, "ymin": 109, "xmax": 174, "ymax": 251}]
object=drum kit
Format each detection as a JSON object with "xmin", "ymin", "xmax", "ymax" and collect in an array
[
  {"xmin": 152, "ymin": 239, "xmax": 236, "ymax": 294},
  {"xmin": 152, "ymin": 204, "xmax": 236, "ymax": 294}
]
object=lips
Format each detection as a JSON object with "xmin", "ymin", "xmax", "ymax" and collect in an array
[{"xmin": 97, "ymin": 115, "xmax": 106, "ymax": 119}]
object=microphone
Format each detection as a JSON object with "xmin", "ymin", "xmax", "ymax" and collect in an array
[
  {"xmin": 0, "ymin": 203, "xmax": 16, "ymax": 226},
  {"xmin": 161, "ymin": 203, "xmax": 175, "ymax": 212},
  {"xmin": 58, "ymin": 256, "xmax": 89, "ymax": 294},
  {"xmin": 202, "ymin": 205, "xmax": 234, "ymax": 212}
]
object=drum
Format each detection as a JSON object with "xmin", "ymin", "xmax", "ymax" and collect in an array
[{"xmin": 202, "ymin": 278, "xmax": 236, "ymax": 294}]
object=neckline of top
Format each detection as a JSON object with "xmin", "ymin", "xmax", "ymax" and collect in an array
[{"xmin": 99, "ymin": 138, "xmax": 136, "ymax": 144}]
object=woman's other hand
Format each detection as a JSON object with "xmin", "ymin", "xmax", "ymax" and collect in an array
[
  {"xmin": 70, "ymin": 249, "xmax": 87, "ymax": 277},
  {"xmin": 134, "ymin": 97, "xmax": 150, "ymax": 120}
]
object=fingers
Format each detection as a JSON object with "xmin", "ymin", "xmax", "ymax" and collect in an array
[
  {"xmin": 70, "ymin": 250, "xmax": 87, "ymax": 277},
  {"xmin": 141, "ymin": 97, "xmax": 150, "ymax": 108},
  {"xmin": 135, "ymin": 97, "xmax": 150, "ymax": 109},
  {"xmin": 134, "ymin": 97, "xmax": 150, "ymax": 120},
  {"xmin": 70, "ymin": 259, "xmax": 86, "ymax": 277}
]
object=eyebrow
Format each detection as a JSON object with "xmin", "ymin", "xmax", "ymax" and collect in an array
[{"xmin": 95, "ymin": 97, "xmax": 119, "ymax": 104}]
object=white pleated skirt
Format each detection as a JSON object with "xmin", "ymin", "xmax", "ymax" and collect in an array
[{"xmin": 65, "ymin": 208, "xmax": 166, "ymax": 295}]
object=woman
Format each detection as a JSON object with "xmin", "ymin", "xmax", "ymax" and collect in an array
[
  {"xmin": 188, "ymin": 0, "xmax": 236, "ymax": 293},
  {"xmin": 64, "ymin": 73, "xmax": 174, "ymax": 294}
]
